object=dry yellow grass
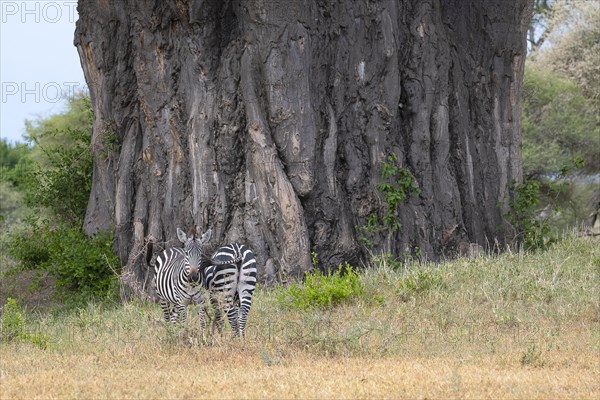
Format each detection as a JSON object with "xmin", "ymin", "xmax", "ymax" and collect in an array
[
  {"xmin": 1, "ymin": 341, "xmax": 598, "ymax": 399},
  {"xmin": 1, "ymin": 235, "xmax": 599, "ymax": 399}
]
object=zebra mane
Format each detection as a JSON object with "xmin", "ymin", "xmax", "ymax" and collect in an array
[{"xmin": 199, "ymin": 256, "xmax": 213, "ymax": 270}]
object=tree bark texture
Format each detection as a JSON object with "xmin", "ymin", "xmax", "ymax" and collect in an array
[{"xmin": 75, "ymin": 0, "xmax": 532, "ymax": 287}]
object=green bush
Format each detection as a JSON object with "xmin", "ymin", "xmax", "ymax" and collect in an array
[
  {"xmin": 505, "ymin": 180, "xmax": 553, "ymax": 251},
  {"xmin": 1, "ymin": 298, "xmax": 48, "ymax": 348},
  {"xmin": 45, "ymin": 226, "xmax": 119, "ymax": 302},
  {"xmin": 0, "ymin": 139, "xmax": 31, "ymax": 188},
  {"xmin": 277, "ymin": 263, "xmax": 364, "ymax": 310},
  {"xmin": 5, "ymin": 221, "xmax": 119, "ymax": 304},
  {"xmin": 2, "ymin": 93, "xmax": 119, "ymax": 306},
  {"xmin": 1, "ymin": 298, "xmax": 25, "ymax": 341},
  {"xmin": 4, "ymin": 218, "xmax": 52, "ymax": 270},
  {"xmin": 24, "ymin": 127, "xmax": 93, "ymax": 224},
  {"xmin": 522, "ymin": 65, "xmax": 599, "ymax": 177}
]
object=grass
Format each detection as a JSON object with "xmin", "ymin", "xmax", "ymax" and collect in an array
[{"xmin": 1, "ymin": 234, "xmax": 599, "ymax": 399}]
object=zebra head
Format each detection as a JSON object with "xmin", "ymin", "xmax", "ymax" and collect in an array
[{"xmin": 176, "ymin": 227, "xmax": 212, "ymax": 285}]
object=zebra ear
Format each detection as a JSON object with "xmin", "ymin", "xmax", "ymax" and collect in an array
[
  {"xmin": 200, "ymin": 229, "xmax": 212, "ymax": 243},
  {"xmin": 176, "ymin": 228, "xmax": 188, "ymax": 243}
]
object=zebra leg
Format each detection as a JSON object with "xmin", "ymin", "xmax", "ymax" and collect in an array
[
  {"xmin": 191, "ymin": 292, "xmax": 208, "ymax": 330},
  {"xmin": 179, "ymin": 303, "xmax": 187, "ymax": 324},
  {"xmin": 237, "ymin": 290, "xmax": 253, "ymax": 337},
  {"xmin": 226, "ymin": 303, "xmax": 239, "ymax": 336},
  {"xmin": 198, "ymin": 303, "xmax": 207, "ymax": 329},
  {"xmin": 221, "ymin": 294, "xmax": 239, "ymax": 336},
  {"xmin": 236, "ymin": 245, "xmax": 256, "ymax": 337},
  {"xmin": 159, "ymin": 299, "xmax": 172, "ymax": 322},
  {"xmin": 210, "ymin": 297, "xmax": 224, "ymax": 335},
  {"xmin": 170, "ymin": 303, "xmax": 187, "ymax": 324}
]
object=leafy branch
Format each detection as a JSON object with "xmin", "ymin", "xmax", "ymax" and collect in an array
[{"xmin": 359, "ymin": 154, "xmax": 420, "ymax": 250}]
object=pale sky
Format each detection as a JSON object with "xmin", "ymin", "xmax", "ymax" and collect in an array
[{"xmin": 1, "ymin": 0, "xmax": 86, "ymax": 144}]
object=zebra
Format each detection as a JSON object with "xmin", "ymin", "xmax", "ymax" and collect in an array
[
  {"xmin": 153, "ymin": 228, "xmax": 212, "ymax": 325},
  {"xmin": 204, "ymin": 242, "xmax": 257, "ymax": 337},
  {"xmin": 153, "ymin": 227, "xmax": 257, "ymax": 337}
]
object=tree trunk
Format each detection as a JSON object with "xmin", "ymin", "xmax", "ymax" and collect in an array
[{"xmin": 74, "ymin": 0, "xmax": 532, "ymax": 290}]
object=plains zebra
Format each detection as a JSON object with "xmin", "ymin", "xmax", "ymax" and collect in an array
[
  {"xmin": 153, "ymin": 228, "xmax": 212, "ymax": 325},
  {"xmin": 205, "ymin": 242, "xmax": 257, "ymax": 337},
  {"xmin": 154, "ymin": 227, "xmax": 257, "ymax": 337}
]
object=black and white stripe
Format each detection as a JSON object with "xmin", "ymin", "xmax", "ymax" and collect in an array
[
  {"xmin": 204, "ymin": 243, "xmax": 257, "ymax": 337},
  {"xmin": 153, "ymin": 228, "xmax": 211, "ymax": 325},
  {"xmin": 153, "ymin": 227, "xmax": 257, "ymax": 337}
]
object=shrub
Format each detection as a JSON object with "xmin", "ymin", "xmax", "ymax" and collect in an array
[
  {"xmin": 505, "ymin": 180, "xmax": 553, "ymax": 251},
  {"xmin": 4, "ymin": 218, "xmax": 52, "ymax": 270},
  {"xmin": 0, "ymin": 138, "xmax": 31, "ymax": 188},
  {"xmin": 1, "ymin": 298, "xmax": 25, "ymax": 341},
  {"xmin": 5, "ymin": 221, "xmax": 119, "ymax": 305},
  {"xmin": 24, "ymin": 128, "xmax": 92, "ymax": 224},
  {"xmin": 522, "ymin": 65, "xmax": 599, "ymax": 177},
  {"xmin": 2, "ymin": 94, "xmax": 120, "ymax": 307},
  {"xmin": 44, "ymin": 226, "xmax": 119, "ymax": 303},
  {"xmin": 0, "ymin": 298, "xmax": 48, "ymax": 348},
  {"xmin": 277, "ymin": 263, "xmax": 364, "ymax": 310}
]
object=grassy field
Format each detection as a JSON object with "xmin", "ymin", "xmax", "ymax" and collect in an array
[{"xmin": 1, "ymin": 234, "xmax": 599, "ymax": 399}]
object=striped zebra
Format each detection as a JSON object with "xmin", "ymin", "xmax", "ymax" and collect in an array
[
  {"xmin": 205, "ymin": 242, "xmax": 257, "ymax": 337},
  {"xmin": 153, "ymin": 228, "xmax": 212, "ymax": 325},
  {"xmin": 154, "ymin": 227, "xmax": 257, "ymax": 337}
]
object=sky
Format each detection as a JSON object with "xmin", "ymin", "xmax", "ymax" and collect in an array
[{"xmin": 1, "ymin": 1, "xmax": 86, "ymax": 144}]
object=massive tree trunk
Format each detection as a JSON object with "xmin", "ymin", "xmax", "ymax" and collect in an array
[{"xmin": 75, "ymin": 0, "xmax": 532, "ymax": 290}]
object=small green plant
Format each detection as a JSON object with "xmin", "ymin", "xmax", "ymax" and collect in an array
[
  {"xmin": 102, "ymin": 131, "xmax": 120, "ymax": 151},
  {"xmin": 363, "ymin": 213, "xmax": 380, "ymax": 233},
  {"xmin": 259, "ymin": 347, "xmax": 285, "ymax": 366},
  {"xmin": 311, "ymin": 251, "xmax": 318, "ymax": 267},
  {"xmin": 520, "ymin": 344, "xmax": 544, "ymax": 366},
  {"xmin": 397, "ymin": 269, "xmax": 445, "ymax": 300},
  {"xmin": 99, "ymin": 120, "xmax": 120, "ymax": 160},
  {"xmin": 377, "ymin": 154, "xmax": 420, "ymax": 232},
  {"xmin": 413, "ymin": 245, "xmax": 422, "ymax": 259},
  {"xmin": 24, "ymin": 331, "xmax": 49, "ymax": 349},
  {"xmin": 358, "ymin": 214, "xmax": 379, "ymax": 248},
  {"xmin": 278, "ymin": 263, "xmax": 364, "ymax": 310},
  {"xmin": 372, "ymin": 252, "xmax": 404, "ymax": 271},
  {"xmin": 358, "ymin": 235, "xmax": 374, "ymax": 248},
  {"xmin": 359, "ymin": 155, "xmax": 420, "ymax": 250},
  {"xmin": 1, "ymin": 298, "xmax": 48, "ymax": 348},
  {"xmin": 1, "ymin": 298, "xmax": 25, "ymax": 341},
  {"xmin": 505, "ymin": 180, "xmax": 552, "ymax": 251}
]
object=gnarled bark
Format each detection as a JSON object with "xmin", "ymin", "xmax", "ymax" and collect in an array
[{"xmin": 75, "ymin": 0, "xmax": 532, "ymax": 288}]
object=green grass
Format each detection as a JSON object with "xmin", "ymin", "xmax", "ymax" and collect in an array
[
  {"xmin": 1, "ymin": 233, "xmax": 599, "ymax": 398},
  {"xmin": 275, "ymin": 263, "xmax": 363, "ymax": 311},
  {"xmin": 3, "ymin": 233, "xmax": 599, "ymax": 356}
]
